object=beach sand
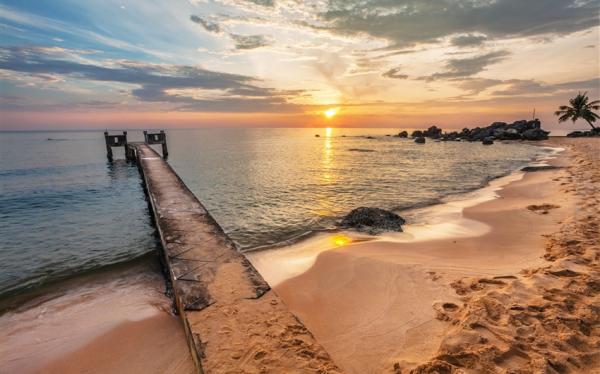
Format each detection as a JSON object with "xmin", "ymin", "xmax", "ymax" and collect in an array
[
  {"xmin": 249, "ymin": 138, "xmax": 599, "ymax": 373},
  {"xmin": 0, "ymin": 260, "xmax": 195, "ymax": 374}
]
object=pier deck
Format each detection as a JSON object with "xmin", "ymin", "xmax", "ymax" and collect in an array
[{"xmin": 131, "ymin": 144, "xmax": 340, "ymax": 374}]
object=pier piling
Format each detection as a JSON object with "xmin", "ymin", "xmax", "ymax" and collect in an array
[
  {"xmin": 103, "ymin": 131, "xmax": 129, "ymax": 161},
  {"xmin": 143, "ymin": 130, "xmax": 169, "ymax": 159}
]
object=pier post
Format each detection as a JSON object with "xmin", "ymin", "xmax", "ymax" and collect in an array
[
  {"xmin": 104, "ymin": 131, "xmax": 113, "ymax": 161},
  {"xmin": 143, "ymin": 130, "xmax": 169, "ymax": 159},
  {"xmin": 160, "ymin": 130, "xmax": 168, "ymax": 159},
  {"xmin": 103, "ymin": 131, "xmax": 129, "ymax": 161}
]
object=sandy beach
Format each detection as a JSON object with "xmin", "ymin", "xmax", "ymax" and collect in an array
[
  {"xmin": 249, "ymin": 138, "xmax": 600, "ymax": 373},
  {"xmin": 0, "ymin": 260, "xmax": 195, "ymax": 374}
]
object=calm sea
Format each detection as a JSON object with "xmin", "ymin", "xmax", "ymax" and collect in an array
[{"xmin": 0, "ymin": 128, "xmax": 547, "ymax": 300}]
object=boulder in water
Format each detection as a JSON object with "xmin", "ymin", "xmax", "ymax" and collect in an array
[
  {"xmin": 395, "ymin": 131, "xmax": 408, "ymax": 138},
  {"xmin": 522, "ymin": 128, "xmax": 549, "ymax": 140},
  {"xmin": 414, "ymin": 136, "xmax": 426, "ymax": 144},
  {"xmin": 340, "ymin": 207, "xmax": 406, "ymax": 233},
  {"xmin": 482, "ymin": 137, "xmax": 494, "ymax": 145}
]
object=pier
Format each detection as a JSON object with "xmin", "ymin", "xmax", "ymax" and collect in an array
[{"xmin": 125, "ymin": 138, "xmax": 340, "ymax": 373}]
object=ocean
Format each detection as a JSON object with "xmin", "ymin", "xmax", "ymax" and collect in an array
[{"xmin": 0, "ymin": 128, "xmax": 547, "ymax": 301}]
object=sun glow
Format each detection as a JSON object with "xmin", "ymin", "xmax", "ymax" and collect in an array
[
  {"xmin": 331, "ymin": 234, "xmax": 351, "ymax": 247},
  {"xmin": 324, "ymin": 107, "xmax": 340, "ymax": 119}
]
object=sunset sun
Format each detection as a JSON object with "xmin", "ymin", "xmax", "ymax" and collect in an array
[{"xmin": 323, "ymin": 107, "xmax": 340, "ymax": 119}]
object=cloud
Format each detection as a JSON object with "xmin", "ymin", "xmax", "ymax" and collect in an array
[
  {"xmin": 230, "ymin": 33, "xmax": 272, "ymax": 49},
  {"xmin": 424, "ymin": 50, "xmax": 510, "ymax": 80},
  {"xmin": 451, "ymin": 34, "xmax": 488, "ymax": 47},
  {"xmin": 319, "ymin": 0, "xmax": 600, "ymax": 47},
  {"xmin": 452, "ymin": 76, "xmax": 600, "ymax": 98},
  {"xmin": 0, "ymin": 46, "xmax": 301, "ymax": 112},
  {"xmin": 190, "ymin": 15, "xmax": 221, "ymax": 33},
  {"xmin": 382, "ymin": 66, "xmax": 408, "ymax": 79},
  {"xmin": 492, "ymin": 77, "xmax": 600, "ymax": 96}
]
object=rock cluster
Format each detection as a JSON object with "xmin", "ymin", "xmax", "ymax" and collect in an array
[
  {"xmin": 339, "ymin": 207, "xmax": 406, "ymax": 233},
  {"xmin": 441, "ymin": 119, "xmax": 549, "ymax": 142},
  {"xmin": 567, "ymin": 128, "xmax": 600, "ymax": 137},
  {"xmin": 398, "ymin": 120, "xmax": 550, "ymax": 144}
]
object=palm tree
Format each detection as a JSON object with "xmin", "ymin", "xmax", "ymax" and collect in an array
[{"xmin": 554, "ymin": 92, "xmax": 600, "ymax": 130}]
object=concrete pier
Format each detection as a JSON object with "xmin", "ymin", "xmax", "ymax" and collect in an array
[{"xmin": 130, "ymin": 144, "xmax": 341, "ymax": 374}]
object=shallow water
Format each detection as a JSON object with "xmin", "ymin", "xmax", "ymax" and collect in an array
[
  {"xmin": 0, "ymin": 128, "xmax": 545, "ymax": 298},
  {"xmin": 165, "ymin": 128, "xmax": 545, "ymax": 249},
  {"xmin": 0, "ymin": 131, "xmax": 158, "ymax": 299}
]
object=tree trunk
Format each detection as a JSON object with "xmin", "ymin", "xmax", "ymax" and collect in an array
[{"xmin": 584, "ymin": 119, "xmax": 597, "ymax": 130}]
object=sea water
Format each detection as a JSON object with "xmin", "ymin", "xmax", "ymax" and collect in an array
[{"xmin": 0, "ymin": 128, "xmax": 545, "ymax": 300}]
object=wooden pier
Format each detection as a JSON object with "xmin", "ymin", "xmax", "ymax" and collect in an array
[{"xmin": 127, "ymin": 140, "xmax": 341, "ymax": 373}]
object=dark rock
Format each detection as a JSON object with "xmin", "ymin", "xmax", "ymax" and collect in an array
[
  {"xmin": 497, "ymin": 128, "xmax": 522, "ymax": 140},
  {"xmin": 315, "ymin": 134, "xmax": 320, "ymax": 137},
  {"xmin": 482, "ymin": 137, "xmax": 494, "ymax": 145},
  {"xmin": 567, "ymin": 131, "xmax": 585, "ymax": 138},
  {"xmin": 411, "ymin": 130, "xmax": 423, "ymax": 138},
  {"xmin": 522, "ymin": 128, "xmax": 549, "ymax": 140},
  {"xmin": 567, "ymin": 128, "xmax": 600, "ymax": 137},
  {"xmin": 423, "ymin": 125, "xmax": 443, "ymax": 139},
  {"xmin": 366, "ymin": 136, "xmax": 376, "ymax": 139},
  {"xmin": 340, "ymin": 207, "xmax": 406, "ymax": 233},
  {"xmin": 414, "ymin": 136, "xmax": 426, "ymax": 144},
  {"xmin": 441, "ymin": 131, "xmax": 459, "ymax": 141},
  {"xmin": 395, "ymin": 131, "xmax": 408, "ymax": 138}
]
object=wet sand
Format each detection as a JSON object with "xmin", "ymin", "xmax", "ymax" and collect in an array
[
  {"xmin": 0, "ymin": 260, "xmax": 195, "ymax": 374},
  {"xmin": 249, "ymin": 138, "xmax": 599, "ymax": 373}
]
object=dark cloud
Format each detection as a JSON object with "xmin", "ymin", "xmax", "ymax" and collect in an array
[
  {"xmin": 190, "ymin": 15, "xmax": 221, "ymax": 33},
  {"xmin": 230, "ymin": 34, "xmax": 272, "ymax": 49},
  {"xmin": 382, "ymin": 66, "xmax": 408, "ymax": 79},
  {"xmin": 0, "ymin": 46, "xmax": 300, "ymax": 112},
  {"xmin": 424, "ymin": 50, "xmax": 510, "ymax": 80},
  {"xmin": 451, "ymin": 34, "xmax": 488, "ymax": 47},
  {"xmin": 320, "ymin": 0, "xmax": 600, "ymax": 47}
]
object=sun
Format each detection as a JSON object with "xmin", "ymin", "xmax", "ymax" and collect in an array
[{"xmin": 323, "ymin": 107, "xmax": 340, "ymax": 119}]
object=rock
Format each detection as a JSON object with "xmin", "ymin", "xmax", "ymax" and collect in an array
[
  {"xmin": 414, "ymin": 136, "xmax": 426, "ymax": 144},
  {"xmin": 339, "ymin": 207, "xmax": 406, "ymax": 233},
  {"xmin": 366, "ymin": 136, "xmax": 376, "ymax": 139},
  {"xmin": 423, "ymin": 125, "xmax": 443, "ymax": 139},
  {"xmin": 395, "ymin": 131, "xmax": 408, "ymax": 138},
  {"xmin": 522, "ymin": 128, "xmax": 549, "ymax": 140},
  {"xmin": 411, "ymin": 130, "xmax": 423, "ymax": 138},
  {"xmin": 500, "ymin": 128, "xmax": 522, "ymax": 140},
  {"xmin": 567, "ymin": 131, "xmax": 585, "ymax": 138},
  {"xmin": 567, "ymin": 128, "xmax": 600, "ymax": 137},
  {"xmin": 489, "ymin": 122, "xmax": 507, "ymax": 129},
  {"xmin": 441, "ymin": 131, "xmax": 459, "ymax": 141},
  {"xmin": 472, "ymin": 127, "xmax": 493, "ymax": 141},
  {"xmin": 315, "ymin": 134, "xmax": 320, "ymax": 137},
  {"xmin": 482, "ymin": 137, "xmax": 494, "ymax": 145}
]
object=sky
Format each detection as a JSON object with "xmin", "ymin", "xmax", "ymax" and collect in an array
[{"xmin": 0, "ymin": 0, "xmax": 599, "ymax": 130}]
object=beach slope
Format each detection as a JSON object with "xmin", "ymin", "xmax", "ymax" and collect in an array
[{"xmin": 251, "ymin": 138, "xmax": 599, "ymax": 373}]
